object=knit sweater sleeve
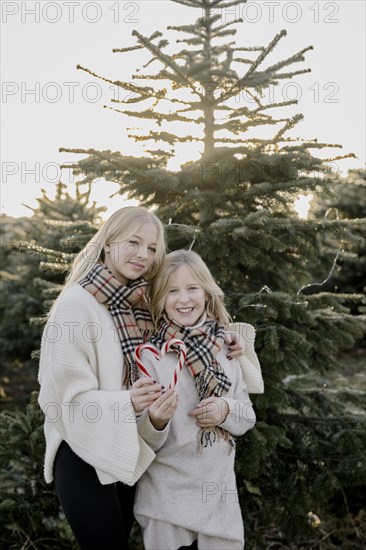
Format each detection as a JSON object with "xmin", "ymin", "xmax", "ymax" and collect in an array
[
  {"xmin": 38, "ymin": 285, "xmax": 155, "ymax": 484},
  {"xmin": 219, "ymin": 358, "xmax": 256, "ymax": 437},
  {"xmin": 137, "ymin": 409, "xmax": 170, "ymax": 452},
  {"xmin": 228, "ymin": 322, "xmax": 264, "ymax": 394}
]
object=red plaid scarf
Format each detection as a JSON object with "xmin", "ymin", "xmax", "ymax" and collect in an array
[
  {"xmin": 150, "ymin": 316, "xmax": 235, "ymax": 450},
  {"xmin": 79, "ymin": 264, "xmax": 154, "ymax": 386}
]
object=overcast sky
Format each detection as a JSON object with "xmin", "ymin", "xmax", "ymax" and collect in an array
[{"xmin": 1, "ymin": 0, "xmax": 365, "ymax": 218}]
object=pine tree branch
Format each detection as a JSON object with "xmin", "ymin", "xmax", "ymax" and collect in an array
[
  {"xmin": 277, "ymin": 413, "xmax": 363, "ymax": 424},
  {"xmin": 242, "ymin": 29, "xmax": 287, "ymax": 81},
  {"xmin": 76, "ymin": 64, "xmax": 156, "ymax": 99},
  {"xmin": 281, "ymin": 142, "xmax": 343, "ymax": 152},
  {"xmin": 212, "ymin": 28, "xmax": 238, "ymax": 39},
  {"xmin": 17, "ymin": 242, "xmax": 73, "ymax": 262},
  {"xmin": 112, "ymin": 44, "xmax": 144, "ymax": 54},
  {"xmin": 273, "ymin": 68, "xmax": 312, "ymax": 80},
  {"xmin": 322, "ymin": 153, "xmax": 357, "ymax": 162},
  {"xmin": 267, "ymin": 46, "xmax": 314, "ymax": 74},
  {"xmin": 240, "ymin": 180, "xmax": 341, "ymax": 199},
  {"xmin": 172, "ymin": 0, "xmax": 248, "ymax": 8},
  {"xmin": 132, "ymin": 30, "xmax": 199, "ymax": 96},
  {"xmin": 171, "ymin": 0, "xmax": 202, "ymax": 8},
  {"xmin": 110, "ymin": 95, "xmax": 150, "ymax": 105},
  {"xmin": 215, "ymin": 0, "xmax": 248, "ymax": 8},
  {"xmin": 176, "ymin": 37, "xmax": 208, "ymax": 46},
  {"xmin": 273, "ymin": 114, "xmax": 304, "ymax": 141},
  {"xmin": 104, "ymin": 105, "xmax": 198, "ymax": 124},
  {"xmin": 225, "ymin": 100, "xmax": 298, "ymax": 120},
  {"xmin": 131, "ymin": 70, "xmax": 193, "ymax": 91},
  {"xmin": 216, "ymin": 31, "xmax": 288, "ymax": 104},
  {"xmin": 233, "ymin": 46, "xmax": 265, "ymax": 52},
  {"xmin": 59, "ymin": 149, "xmax": 163, "ymax": 180},
  {"xmin": 43, "ymin": 219, "xmax": 94, "ymax": 229},
  {"xmin": 113, "ymin": 32, "xmax": 163, "ymax": 53},
  {"xmin": 40, "ymin": 262, "xmax": 71, "ymax": 273},
  {"xmin": 306, "ymin": 292, "xmax": 366, "ymax": 303},
  {"xmin": 145, "ymin": 149, "xmax": 176, "ymax": 161},
  {"xmin": 131, "ymin": 131, "xmax": 200, "ymax": 143},
  {"xmin": 233, "ymin": 57, "xmax": 256, "ymax": 64},
  {"xmin": 215, "ymin": 116, "xmax": 288, "ymax": 135},
  {"xmin": 211, "ymin": 18, "xmax": 243, "ymax": 37},
  {"xmin": 167, "ymin": 24, "xmax": 206, "ymax": 37}
]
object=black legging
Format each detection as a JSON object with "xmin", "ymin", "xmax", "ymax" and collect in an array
[{"xmin": 54, "ymin": 441, "xmax": 136, "ymax": 550}]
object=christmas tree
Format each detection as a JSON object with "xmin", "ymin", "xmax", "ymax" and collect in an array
[{"xmin": 49, "ymin": 0, "xmax": 366, "ymax": 546}]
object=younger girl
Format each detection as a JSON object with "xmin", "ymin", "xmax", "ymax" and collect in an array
[{"xmin": 134, "ymin": 250, "xmax": 257, "ymax": 550}]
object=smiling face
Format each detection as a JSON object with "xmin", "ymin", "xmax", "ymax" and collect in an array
[
  {"xmin": 104, "ymin": 222, "xmax": 158, "ymax": 285},
  {"xmin": 164, "ymin": 264, "xmax": 207, "ymax": 327}
]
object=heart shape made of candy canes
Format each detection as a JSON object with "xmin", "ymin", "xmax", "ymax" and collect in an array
[{"xmin": 134, "ymin": 338, "xmax": 187, "ymax": 389}]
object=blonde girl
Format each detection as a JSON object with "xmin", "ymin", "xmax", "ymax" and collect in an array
[
  {"xmin": 38, "ymin": 206, "xmax": 177, "ymax": 550},
  {"xmin": 134, "ymin": 250, "xmax": 258, "ymax": 550}
]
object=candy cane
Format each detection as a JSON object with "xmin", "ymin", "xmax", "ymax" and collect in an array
[
  {"xmin": 134, "ymin": 339, "xmax": 187, "ymax": 389},
  {"xmin": 161, "ymin": 338, "xmax": 187, "ymax": 389},
  {"xmin": 134, "ymin": 343, "xmax": 160, "ymax": 379}
]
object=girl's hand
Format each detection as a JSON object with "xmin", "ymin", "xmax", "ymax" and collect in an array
[
  {"xmin": 188, "ymin": 397, "xmax": 229, "ymax": 428},
  {"xmin": 225, "ymin": 331, "xmax": 245, "ymax": 360},
  {"xmin": 149, "ymin": 389, "xmax": 179, "ymax": 430},
  {"xmin": 130, "ymin": 378, "xmax": 164, "ymax": 413}
]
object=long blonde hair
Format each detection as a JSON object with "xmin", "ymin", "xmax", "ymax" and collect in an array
[
  {"xmin": 150, "ymin": 250, "xmax": 231, "ymax": 327},
  {"xmin": 49, "ymin": 206, "xmax": 165, "ymax": 314}
]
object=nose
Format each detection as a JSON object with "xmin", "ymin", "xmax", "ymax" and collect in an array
[
  {"xmin": 177, "ymin": 291, "xmax": 190, "ymax": 304},
  {"xmin": 136, "ymin": 245, "xmax": 148, "ymax": 259}
]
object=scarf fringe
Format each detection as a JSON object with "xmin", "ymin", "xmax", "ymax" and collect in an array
[{"xmin": 197, "ymin": 427, "xmax": 236, "ymax": 454}]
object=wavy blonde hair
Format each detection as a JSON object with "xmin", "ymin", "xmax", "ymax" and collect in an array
[
  {"xmin": 150, "ymin": 249, "xmax": 231, "ymax": 327},
  {"xmin": 49, "ymin": 206, "xmax": 165, "ymax": 314}
]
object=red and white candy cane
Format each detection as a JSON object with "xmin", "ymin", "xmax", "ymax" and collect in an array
[
  {"xmin": 161, "ymin": 338, "xmax": 187, "ymax": 389},
  {"xmin": 134, "ymin": 343, "xmax": 160, "ymax": 379},
  {"xmin": 134, "ymin": 338, "xmax": 187, "ymax": 389}
]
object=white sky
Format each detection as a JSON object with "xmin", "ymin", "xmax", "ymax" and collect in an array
[{"xmin": 1, "ymin": 0, "xmax": 365, "ymax": 218}]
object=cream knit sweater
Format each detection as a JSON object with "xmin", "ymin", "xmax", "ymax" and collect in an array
[{"xmin": 38, "ymin": 284, "xmax": 165, "ymax": 486}]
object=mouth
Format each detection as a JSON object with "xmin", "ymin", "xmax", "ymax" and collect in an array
[
  {"xmin": 129, "ymin": 261, "xmax": 145, "ymax": 269},
  {"xmin": 176, "ymin": 307, "xmax": 194, "ymax": 314}
]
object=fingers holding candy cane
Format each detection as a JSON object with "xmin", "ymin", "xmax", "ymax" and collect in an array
[
  {"xmin": 148, "ymin": 389, "xmax": 180, "ymax": 430},
  {"xmin": 130, "ymin": 378, "xmax": 165, "ymax": 413},
  {"xmin": 161, "ymin": 338, "xmax": 187, "ymax": 389}
]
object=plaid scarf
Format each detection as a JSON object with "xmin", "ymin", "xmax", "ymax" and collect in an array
[
  {"xmin": 150, "ymin": 316, "xmax": 235, "ymax": 450},
  {"xmin": 79, "ymin": 263, "xmax": 154, "ymax": 386}
]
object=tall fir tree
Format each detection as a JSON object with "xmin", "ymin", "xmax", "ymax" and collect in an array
[{"xmin": 56, "ymin": 0, "xmax": 365, "ymax": 546}]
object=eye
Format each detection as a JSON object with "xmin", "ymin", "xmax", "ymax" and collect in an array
[
  {"xmin": 168, "ymin": 288, "xmax": 178, "ymax": 294},
  {"xmin": 128, "ymin": 240, "xmax": 139, "ymax": 246},
  {"xmin": 188, "ymin": 286, "xmax": 199, "ymax": 291},
  {"xmin": 148, "ymin": 246, "xmax": 156, "ymax": 253}
]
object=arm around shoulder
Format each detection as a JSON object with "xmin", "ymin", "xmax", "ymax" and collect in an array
[{"xmin": 228, "ymin": 322, "xmax": 264, "ymax": 394}]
